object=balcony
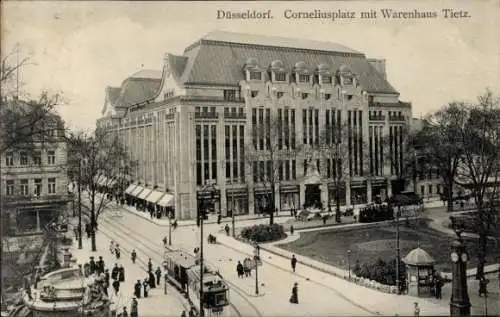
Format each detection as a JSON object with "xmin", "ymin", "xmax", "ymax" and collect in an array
[
  {"xmin": 165, "ymin": 113, "xmax": 175, "ymax": 120},
  {"xmin": 195, "ymin": 112, "xmax": 219, "ymax": 119},
  {"xmin": 369, "ymin": 115, "xmax": 386, "ymax": 121},
  {"xmin": 389, "ymin": 116, "xmax": 406, "ymax": 122},
  {"xmin": 4, "ymin": 194, "xmax": 71, "ymax": 205},
  {"xmin": 223, "ymin": 112, "xmax": 246, "ymax": 120}
]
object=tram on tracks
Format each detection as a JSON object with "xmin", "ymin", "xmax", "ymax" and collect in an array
[{"xmin": 163, "ymin": 249, "xmax": 230, "ymax": 316}]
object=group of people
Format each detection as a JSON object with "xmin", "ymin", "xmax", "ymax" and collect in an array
[
  {"xmin": 109, "ymin": 241, "xmax": 122, "ymax": 260},
  {"xmin": 236, "ymin": 259, "xmax": 252, "ymax": 278},
  {"xmin": 132, "ymin": 258, "xmax": 164, "ymax": 299}
]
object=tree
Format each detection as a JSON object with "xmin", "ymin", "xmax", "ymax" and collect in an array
[
  {"xmin": 455, "ymin": 90, "xmax": 500, "ymax": 279},
  {"xmin": 246, "ymin": 113, "xmax": 299, "ymax": 225},
  {"xmin": 0, "ymin": 45, "xmax": 63, "ymax": 155},
  {"xmin": 66, "ymin": 128, "xmax": 132, "ymax": 251},
  {"xmin": 318, "ymin": 121, "xmax": 368, "ymax": 222},
  {"xmin": 419, "ymin": 103, "xmax": 467, "ymax": 212}
]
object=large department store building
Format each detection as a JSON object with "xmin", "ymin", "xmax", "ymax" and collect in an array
[{"xmin": 97, "ymin": 31, "xmax": 414, "ymax": 220}]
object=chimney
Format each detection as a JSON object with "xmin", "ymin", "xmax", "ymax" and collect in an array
[{"xmin": 367, "ymin": 59, "xmax": 386, "ymax": 80}]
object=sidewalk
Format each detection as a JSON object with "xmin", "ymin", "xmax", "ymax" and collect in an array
[{"xmin": 69, "ymin": 231, "xmax": 190, "ymax": 316}]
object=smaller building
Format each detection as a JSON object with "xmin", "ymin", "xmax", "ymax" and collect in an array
[
  {"xmin": 1, "ymin": 98, "xmax": 70, "ymax": 236},
  {"xmin": 403, "ymin": 247, "xmax": 436, "ymax": 297}
]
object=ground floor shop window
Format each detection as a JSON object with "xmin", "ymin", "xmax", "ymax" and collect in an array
[
  {"xmin": 39, "ymin": 209, "xmax": 56, "ymax": 229},
  {"xmin": 372, "ymin": 185, "xmax": 387, "ymax": 204},
  {"xmin": 280, "ymin": 192, "xmax": 299, "ymax": 211},
  {"xmin": 351, "ymin": 187, "xmax": 368, "ymax": 205},
  {"xmin": 254, "ymin": 193, "xmax": 272, "ymax": 214},
  {"xmin": 226, "ymin": 196, "xmax": 248, "ymax": 216},
  {"xmin": 16, "ymin": 209, "xmax": 38, "ymax": 232},
  {"xmin": 328, "ymin": 187, "xmax": 346, "ymax": 208}
]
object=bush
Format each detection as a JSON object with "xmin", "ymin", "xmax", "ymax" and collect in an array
[
  {"xmin": 353, "ymin": 257, "xmax": 406, "ymax": 286},
  {"xmin": 240, "ymin": 223, "xmax": 286, "ymax": 243}
]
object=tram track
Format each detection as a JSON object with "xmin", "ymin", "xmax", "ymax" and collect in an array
[{"xmin": 98, "ymin": 212, "xmax": 261, "ymax": 317}]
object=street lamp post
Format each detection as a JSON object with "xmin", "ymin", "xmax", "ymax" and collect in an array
[
  {"xmin": 168, "ymin": 216, "xmax": 172, "ymax": 246},
  {"xmin": 395, "ymin": 204, "xmax": 401, "ymax": 295},
  {"xmin": 347, "ymin": 249, "xmax": 352, "ymax": 280},
  {"xmin": 254, "ymin": 244, "xmax": 260, "ymax": 295},
  {"xmin": 450, "ymin": 228, "xmax": 471, "ymax": 316},
  {"xmin": 77, "ymin": 161, "xmax": 83, "ymax": 250},
  {"xmin": 231, "ymin": 193, "xmax": 235, "ymax": 237},
  {"xmin": 335, "ymin": 141, "xmax": 342, "ymax": 223}
]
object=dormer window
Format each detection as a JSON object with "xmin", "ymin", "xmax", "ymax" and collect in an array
[
  {"xmin": 325, "ymin": 94, "xmax": 331, "ymax": 100},
  {"xmin": 321, "ymin": 75, "xmax": 332, "ymax": 84},
  {"xmin": 275, "ymin": 72, "xmax": 286, "ymax": 82},
  {"xmin": 298, "ymin": 74, "xmax": 310, "ymax": 84},
  {"xmin": 251, "ymin": 90, "xmax": 259, "ymax": 98},
  {"xmin": 277, "ymin": 92, "xmax": 284, "ymax": 99},
  {"xmin": 249, "ymin": 71, "xmax": 262, "ymax": 81},
  {"xmin": 301, "ymin": 93, "xmax": 308, "ymax": 100}
]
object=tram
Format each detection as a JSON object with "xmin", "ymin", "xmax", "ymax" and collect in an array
[{"xmin": 163, "ymin": 249, "xmax": 230, "ymax": 315}]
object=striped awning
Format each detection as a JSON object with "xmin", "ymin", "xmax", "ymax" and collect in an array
[
  {"xmin": 146, "ymin": 190, "xmax": 165, "ymax": 204},
  {"xmin": 124, "ymin": 184, "xmax": 137, "ymax": 194},
  {"xmin": 137, "ymin": 188, "xmax": 152, "ymax": 200},
  {"xmin": 131, "ymin": 185, "xmax": 145, "ymax": 197},
  {"xmin": 157, "ymin": 193, "xmax": 174, "ymax": 207}
]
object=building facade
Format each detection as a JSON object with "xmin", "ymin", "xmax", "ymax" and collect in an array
[
  {"xmin": 97, "ymin": 31, "xmax": 414, "ymax": 220},
  {"xmin": 1, "ymin": 100, "xmax": 69, "ymax": 235}
]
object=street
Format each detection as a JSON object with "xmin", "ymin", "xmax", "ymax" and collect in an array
[{"xmin": 92, "ymin": 201, "xmax": 450, "ymax": 317}]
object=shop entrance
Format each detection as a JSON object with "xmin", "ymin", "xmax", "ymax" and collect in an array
[{"xmin": 304, "ymin": 184, "xmax": 321, "ymax": 209}]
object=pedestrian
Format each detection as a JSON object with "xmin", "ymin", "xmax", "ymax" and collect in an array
[
  {"xmin": 237, "ymin": 261, "xmax": 244, "ymax": 278},
  {"xmin": 109, "ymin": 241, "xmax": 115, "ymax": 254},
  {"xmin": 131, "ymin": 249, "xmax": 137, "ymax": 263},
  {"xmin": 115, "ymin": 244, "xmax": 121, "ymax": 260},
  {"xmin": 291, "ymin": 255, "xmax": 297, "ymax": 273},
  {"xmin": 118, "ymin": 265, "xmax": 125, "ymax": 283},
  {"xmin": 148, "ymin": 258, "xmax": 153, "ymax": 273},
  {"xmin": 188, "ymin": 308, "xmax": 196, "ymax": 317},
  {"xmin": 164, "ymin": 273, "xmax": 169, "ymax": 295},
  {"xmin": 180, "ymin": 310, "xmax": 187, "ymax": 317},
  {"xmin": 289, "ymin": 282, "xmax": 298, "ymax": 304},
  {"xmin": 134, "ymin": 280, "xmax": 142, "ymax": 298},
  {"xmin": 112, "ymin": 279, "xmax": 120, "ymax": 296},
  {"xmin": 225, "ymin": 224, "xmax": 230, "ymax": 236},
  {"xmin": 149, "ymin": 271, "xmax": 156, "ymax": 288},
  {"xmin": 413, "ymin": 302, "xmax": 420, "ymax": 317},
  {"xmin": 478, "ymin": 276, "xmax": 488, "ymax": 297},
  {"xmin": 104, "ymin": 269, "xmax": 110, "ymax": 286},
  {"xmin": 89, "ymin": 256, "xmax": 97, "ymax": 274},
  {"xmin": 143, "ymin": 278, "xmax": 150, "ymax": 298},
  {"xmin": 162, "ymin": 236, "xmax": 168, "ymax": 246},
  {"xmin": 121, "ymin": 307, "xmax": 128, "ymax": 317},
  {"xmin": 85, "ymin": 223, "xmax": 91, "ymax": 238},
  {"xmin": 155, "ymin": 266, "xmax": 162, "ymax": 286},
  {"xmin": 290, "ymin": 225, "xmax": 294, "ymax": 235},
  {"xmin": 217, "ymin": 213, "xmax": 221, "ymax": 224},
  {"xmin": 111, "ymin": 263, "xmax": 119, "ymax": 281},
  {"xmin": 434, "ymin": 274, "xmax": 443, "ymax": 299},
  {"xmin": 130, "ymin": 297, "xmax": 138, "ymax": 317},
  {"xmin": 243, "ymin": 258, "xmax": 251, "ymax": 277},
  {"xmin": 97, "ymin": 256, "xmax": 105, "ymax": 274},
  {"xmin": 83, "ymin": 262, "xmax": 91, "ymax": 277}
]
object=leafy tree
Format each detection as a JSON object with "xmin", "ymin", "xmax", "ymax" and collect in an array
[
  {"xmin": 455, "ymin": 90, "xmax": 500, "ymax": 279},
  {"xmin": 419, "ymin": 102, "xmax": 467, "ymax": 212}
]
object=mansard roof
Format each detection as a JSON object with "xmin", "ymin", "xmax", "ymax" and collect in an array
[
  {"xmin": 106, "ymin": 86, "xmax": 121, "ymax": 106},
  {"xmin": 115, "ymin": 69, "xmax": 162, "ymax": 108},
  {"xmin": 169, "ymin": 31, "xmax": 398, "ymax": 94}
]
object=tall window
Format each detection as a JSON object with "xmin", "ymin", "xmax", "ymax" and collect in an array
[
  {"xmin": 275, "ymin": 72, "xmax": 286, "ymax": 82},
  {"xmin": 20, "ymin": 152, "xmax": 28, "ymax": 165},
  {"xmin": 196, "ymin": 125, "xmax": 202, "ymax": 185},
  {"xmin": 48, "ymin": 178, "xmax": 56, "ymax": 194},
  {"xmin": 249, "ymin": 71, "xmax": 262, "ymax": 80},
  {"xmin": 5, "ymin": 152, "xmax": 13, "ymax": 166},
  {"xmin": 6, "ymin": 180, "xmax": 14, "ymax": 195},
  {"xmin": 225, "ymin": 126, "xmax": 231, "ymax": 180},
  {"xmin": 20, "ymin": 179, "xmax": 29, "ymax": 196},
  {"xmin": 223, "ymin": 90, "xmax": 237, "ymax": 101},
  {"xmin": 47, "ymin": 150, "xmax": 56, "ymax": 165},
  {"xmin": 290, "ymin": 109, "xmax": 296, "ymax": 149},
  {"xmin": 298, "ymin": 74, "xmax": 310, "ymax": 83},
  {"xmin": 34, "ymin": 179, "xmax": 42, "ymax": 197},
  {"xmin": 33, "ymin": 151, "xmax": 42, "ymax": 165},
  {"xmin": 239, "ymin": 126, "xmax": 245, "ymax": 183}
]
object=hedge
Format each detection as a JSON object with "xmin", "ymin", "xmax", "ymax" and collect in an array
[
  {"xmin": 353, "ymin": 257, "xmax": 407, "ymax": 287},
  {"xmin": 240, "ymin": 223, "xmax": 286, "ymax": 243}
]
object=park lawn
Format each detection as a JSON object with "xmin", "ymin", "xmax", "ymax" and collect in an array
[{"xmin": 278, "ymin": 220, "xmax": 500, "ymax": 273}]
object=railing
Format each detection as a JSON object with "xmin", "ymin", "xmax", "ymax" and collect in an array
[
  {"xmin": 223, "ymin": 112, "xmax": 246, "ymax": 119},
  {"xmin": 4, "ymin": 194, "xmax": 70, "ymax": 203},
  {"xmin": 369, "ymin": 115, "xmax": 386, "ymax": 121},
  {"xmin": 195, "ymin": 112, "xmax": 219, "ymax": 119},
  {"xmin": 389, "ymin": 116, "xmax": 406, "ymax": 122}
]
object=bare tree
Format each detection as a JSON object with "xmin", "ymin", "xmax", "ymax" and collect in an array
[
  {"xmin": 245, "ymin": 113, "xmax": 299, "ymax": 225},
  {"xmin": 455, "ymin": 90, "xmax": 500, "ymax": 279},
  {"xmin": 419, "ymin": 102, "xmax": 467, "ymax": 212},
  {"xmin": 66, "ymin": 128, "xmax": 132, "ymax": 251}
]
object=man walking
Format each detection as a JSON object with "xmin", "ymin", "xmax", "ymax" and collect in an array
[
  {"xmin": 130, "ymin": 297, "xmax": 138, "ymax": 317},
  {"xmin": 291, "ymin": 255, "xmax": 297, "ymax": 273},
  {"xmin": 155, "ymin": 266, "xmax": 162, "ymax": 286}
]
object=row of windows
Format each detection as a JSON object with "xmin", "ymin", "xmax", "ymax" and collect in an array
[
  {"xmin": 248, "ymin": 71, "xmax": 349, "ymax": 86},
  {"xmin": 195, "ymin": 124, "xmax": 218, "ymax": 185},
  {"xmin": 251, "ymin": 108, "xmax": 271, "ymax": 151},
  {"xmin": 277, "ymin": 108, "xmax": 296, "ymax": 150},
  {"xmin": 225, "ymin": 125, "xmax": 245, "ymax": 184},
  {"xmin": 5, "ymin": 178, "xmax": 57, "ymax": 196},
  {"xmin": 252, "ymin": 160, "xmax": 297, "ymax": 183},
  {"xmin": 4, "ymin": 151, "xmax": 56, "ymax": 166},
  {"xmin": 420, "ymin": 183, "xmax": 441, "ymax": 197}
]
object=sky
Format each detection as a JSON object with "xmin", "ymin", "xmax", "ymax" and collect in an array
[{"xmin": 2, "ymin": 0, "xmax": 499, "ymax": 132}]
